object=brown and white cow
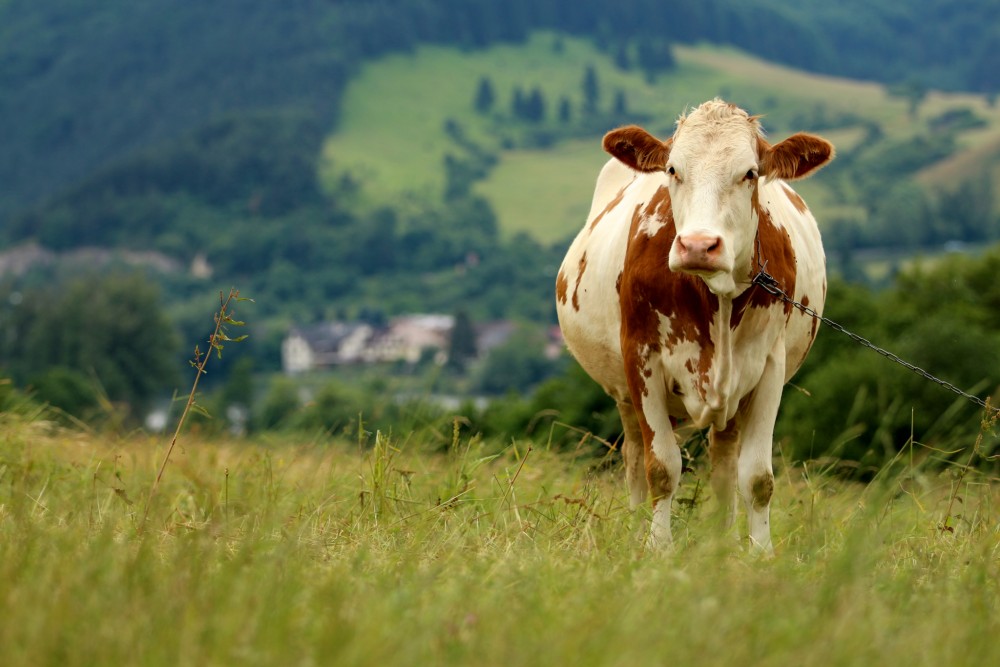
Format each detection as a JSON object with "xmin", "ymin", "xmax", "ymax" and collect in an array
[{"xmin": 556, "ymin": 99, "xmax": 834, "ymax": 552}]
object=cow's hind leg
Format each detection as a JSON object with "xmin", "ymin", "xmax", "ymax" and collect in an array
[
  {"xmin": 708, "ymin": 420, "xmax": 740, "ymax": 536},
  {"xmin": 617, "ymin": 399, "xmax": 647, "ymax": 508}
]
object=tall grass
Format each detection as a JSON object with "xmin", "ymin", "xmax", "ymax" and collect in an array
[{"xmin": 1, "ymin": 409, "xmax": 997, "ymax": 666}]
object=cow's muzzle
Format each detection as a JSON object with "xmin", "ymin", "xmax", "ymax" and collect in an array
[{"xmin": 673, "ymin": 234, "xmax": 725, "ymax": 273}]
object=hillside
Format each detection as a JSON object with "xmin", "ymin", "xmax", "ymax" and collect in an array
[
  {"xmin": 3, "ymin": 0, "xmax": 1000, "ymax": 225},
  {"xmin": 324, "ymin": 33, "xmax": 1000, "ymax": 246}
]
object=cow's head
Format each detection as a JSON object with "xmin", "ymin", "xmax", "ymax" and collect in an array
[{"xmin": 603, "ymin": 99, "xmax": 834, "ymax": 296}]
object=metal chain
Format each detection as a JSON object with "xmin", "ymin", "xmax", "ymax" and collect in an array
[{"xmin": 750, "ymin": 265, "xmax": 999, "ymax": 416}]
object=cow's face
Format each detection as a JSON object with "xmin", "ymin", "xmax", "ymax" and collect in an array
[{"xmin": 603, "ymin": 100, "xmax": 834, "ymax": 296}]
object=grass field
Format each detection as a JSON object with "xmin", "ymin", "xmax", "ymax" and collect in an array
[
  {"xmin": 320, "ymin": 32, "xmax": 1000, "ymax": 245},
  {"xmin": 2, "ymin": 407, "xmax": 998, "ymax": 666}
]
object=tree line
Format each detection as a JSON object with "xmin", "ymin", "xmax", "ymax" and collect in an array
[{"xmin": 475, "ymin": 63, "xmax": 637, "ymax": 126}]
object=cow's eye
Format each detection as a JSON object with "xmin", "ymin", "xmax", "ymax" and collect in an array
[
  {"xmin": 667, "ymin": 166, "xmax": 676, "ymax": 176},
  {"xmin": 744, "ymin": 169, "xmax": 758, "ymax": 181}
]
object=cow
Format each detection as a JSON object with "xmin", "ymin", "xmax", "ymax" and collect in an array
[{"xmin": 555, "ymin": 99, "xmax": 834, "ymax": 553}]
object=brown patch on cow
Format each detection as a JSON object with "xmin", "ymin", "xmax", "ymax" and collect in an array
[
  {"xmin": 641, "ymin": 183, "xmax": 672, "ymax": 221},
  {"xmin": 590, "ymin": 185, "xmax": 628, "ymax": 231},
  {"xmin": 801, "ymin": 295, "xmax": 810, "ymax": 308},
  {"xmin": 571, "ymin": 252, "xmax": 587, "ymax": 311},
  {"xmin": 555, "ymin": 270, "xmax": 569, "ymax": 305},
  {"xmin": 646, "ymin": 455, "xmax": 674, "ymax": 502},
  {"xmin": 615, "ymin": 270, "xmax": 623, "ymax": 295},
  {"xmin": 619, "ymin": 186, "xmax": 718, "ymax": 411},
  {"xmin": 731, "ymin": 199, "xmax": 798, "ymax": 329},
  {"xmin": 782, "ymin": 184, "xmax": 808, "ymax": 213},
  {"xmin": 750, "ymin": 473, "xmax": 774, "ymax": 510}
]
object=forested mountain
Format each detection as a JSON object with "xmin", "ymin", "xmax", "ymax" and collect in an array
[{"xmin": 2, "ymin": 0, "xmax": 999, "ymax": 223}]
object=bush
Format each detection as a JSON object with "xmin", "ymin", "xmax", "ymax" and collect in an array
[
  {"xmin": 28, "ymin": 367, "xmax": 99, "ymax": 420},
  {"xmin": 777, "ymin": 260, "xmax": 1000, "ymax": 471}
]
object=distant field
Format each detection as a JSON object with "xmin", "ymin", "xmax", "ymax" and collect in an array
[
  {"xmin": 2, "ymin": 415, "xmax": 999, "ymax": 665},
  {"xmin": 474, "ymin": 138, "xmax": 604, "ymax": 245},
  {"xmin": 321, "ymin": 32, "xmax": 1000, "ymax": 244}
]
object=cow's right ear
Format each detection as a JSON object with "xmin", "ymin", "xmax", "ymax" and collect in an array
[{"xmin": 603, "ymin": 126, "xmax": 671, "ymax": 173}]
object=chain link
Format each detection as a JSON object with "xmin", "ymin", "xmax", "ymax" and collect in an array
[{"xmin": 751, "ymin": 267, "xmax": 999, "ymax": 416}]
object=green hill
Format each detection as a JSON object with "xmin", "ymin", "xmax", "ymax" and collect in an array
[
  {"xmin": 322, "ymin": 33, "xmax": 1000, "ymax": 245},
  {"xmin": 5, "ymin": 0, "xmax": 1000, "ymax": 227}
]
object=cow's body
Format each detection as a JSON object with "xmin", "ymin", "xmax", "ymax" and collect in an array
[{"xmin": 556, "ymin": 100, "xmax": 833, "ymax": 552}]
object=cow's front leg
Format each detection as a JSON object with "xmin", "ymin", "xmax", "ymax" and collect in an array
[
  {"xmin": 646, "ymin": 421, "xmax": 681, "ymax": 549},
  {"xmin": 631, "ymin": 370, "xmax": 681, "ymax": 549},
  {"xmin": 737, "ymin": 347, "xmax": 785, "ymax": 555}
]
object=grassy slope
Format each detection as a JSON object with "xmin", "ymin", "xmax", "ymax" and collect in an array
[
  {"xmin": 2, "ymin": 416, "xmax": 998, "ymax": 666},
  {"xmin": 321, "ymin": 33, "xmax": 1000, "ymax": 245}
]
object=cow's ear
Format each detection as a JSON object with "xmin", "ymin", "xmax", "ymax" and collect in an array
[
  {"xmin": 760, "ymin": 133, "xmax": 834, "ymax": 180},
  {"xmin": 603, "ymin": 126, "xmax": 671, "ymax": 172}
]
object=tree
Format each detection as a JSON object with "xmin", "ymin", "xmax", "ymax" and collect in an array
[
  {"xmin": 558, "ymin": 96, "xmax": 572, "ymax": 123},
  {"xmin": 525, "ymin": 87, "xmax": 546, "ymax": 123},
  {"xmin": 613, "ymin": 89, "xmax": 628, "ymax": 117},
  {"xmin": 446, "ymin": 309, "xmax": 478, "ymax": 371},
  {"xmin": 474, "ymin": 76, "xmax": 496, "ymax": 114},
  {"xmin": 614, "ymin": 42, "xmax": 631, "ymax": 70},
  {"xmin": 888, "ymin": 78, "xmax": 928, "ymax": 119},
  {"xmin": 476, "ymin": 325, "xmax": 557, "ymax": 394},
  {"xmin": 582, "ymin": 65, "xmax": 600, "ymax": 116},
  {"xmin": 6, "ymin": 273, "xmax": 180, "ymax": 420},
  {"xmin": 511, "ymin": 85, "xmax": 526, "ymax": 118},
  {"xmin": 637, "ymin": 37, "xmax": 676, "ymax": 82}
]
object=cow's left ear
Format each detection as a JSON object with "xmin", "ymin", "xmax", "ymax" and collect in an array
[
  {"xmin": 603, "ymin": 126, "xmax": 672, "ymax": 173},
  {"xmin": 760, "ymin": 133, "xmax": 835, "ymax": 180}
]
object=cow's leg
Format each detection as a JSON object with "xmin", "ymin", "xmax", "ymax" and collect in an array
[
  {"xmin": 736, "ymin": 350, "xmax": 785, "ymax": 555},
  {"xmin": 708, "ymin": 419, "xmax": 740, "ymax": 535},
  {"xmin": 645, "ymin": 421, "xmax": 681, "ymax": 548},
  {"xmin": 622, "ymin": 347, "xmax": 681, "ymax": 549},
  {"xmin": 635, "ymin": 378, "xmax": 681, "ymax": 549},
  {"xmin": 616, "ymin": 400, "xmax": 647, "ymax": 508}
]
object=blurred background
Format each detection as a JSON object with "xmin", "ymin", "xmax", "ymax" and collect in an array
[{"xmin": 0, "ymin": 0, "xmax": 997, "ymax": 470}]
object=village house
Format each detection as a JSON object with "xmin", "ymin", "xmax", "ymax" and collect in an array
[
  {"xmin": 281, "ymin": 314, "xmax": 565, "ymax": 374},
  {"xmin": 283, "ymin": 314, "xmax": 476, "ymax": 373}
]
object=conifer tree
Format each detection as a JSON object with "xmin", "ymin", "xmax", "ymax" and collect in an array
[
  {"xmin": 582, "ymin": 65, "xmax": 600, "ymax": 115},
  {"xmin": 474, "ymin": 76, "xmax": 496, "ymax": 114}
]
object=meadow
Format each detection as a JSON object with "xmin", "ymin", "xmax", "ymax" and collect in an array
[{"xmin": 2, "ymin": 402, "xmax": 998, "ymax": 667}]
